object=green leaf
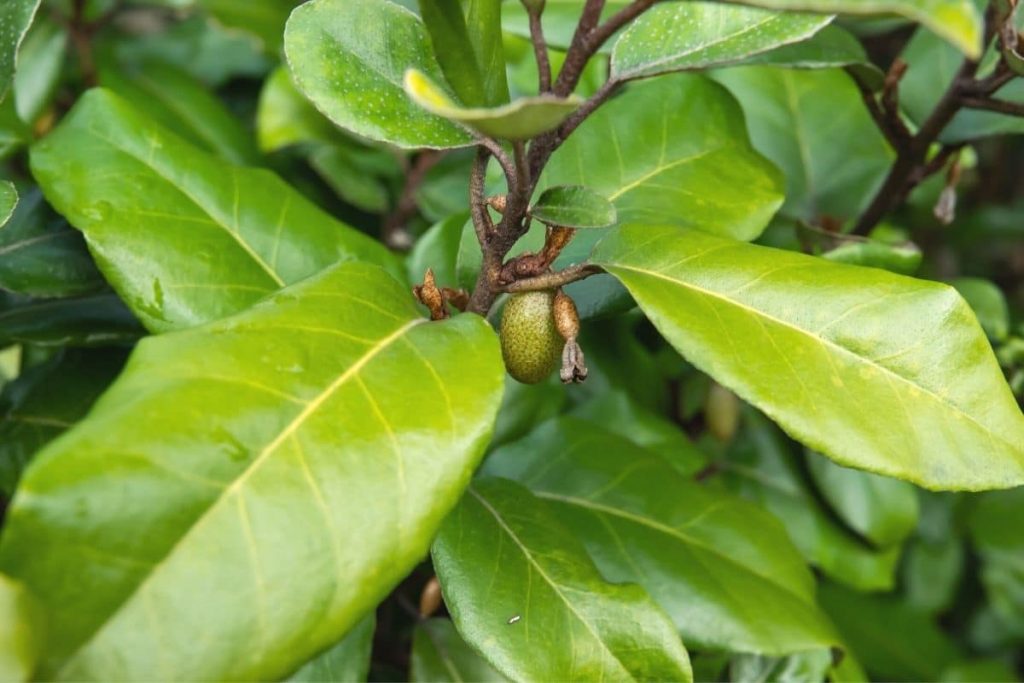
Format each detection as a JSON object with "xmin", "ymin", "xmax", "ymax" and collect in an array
[
  {"xmin": 951, "ymin": 277, "xmax": 1010, "ymax": 342},
  {"xmin": 11, "ymin": 15, "xmax": 66, "ymax": 125},
  {"xmin": 737, "ymin": 25, "xmax": 883, "ymax": 87},
  {"xmin": 285, "ymin": 616, "xmax": 375, "ymax": 682},
  {"xmin": 0, "ymin": 179, "xmax": 14, "ymax": 226},
  {"xmin": 98, "ymin": 60, "xmax": 259, "ymax": 165},
  {"xmin": 0, "ymin": 574, "xmax": 43, "ymax": 683},
  {"xmin": 821, "ymin": 239, "xmax": 923, "ymax": 275},
  {"xmin": 0, "ymin": 261, "xmax": 504, "ymax": 680},
  {"xmin": 484, "ymin": 417, "xmax": 839, "ymax": 654},
  {"xmin": 195, "ymin": 0, "xmax": 298, "ymax": 54},
  {"xmin": 0, "ymin": 189, "xmax": 104, "ymax": 298},
  {"xmin": 732, "ymin": 0, "xmax": 981, "ymax": 58},
  {"xmin": 969, "ymin": 488, "xmax": 1024, "ymax": 637},
  {"xmin": 903, "ymin": 535, "xmax": 964, "ymax": 614},
  {"xmin": 611, "ymin": 3, "xmax": 832, "ymax": 80},
  {"xmin": 712, "ymin": 67, "xmax": 893, "ymax": 223},
  {"xmin": 417, "ymin": 0, "xmax": 508, "ymax": 107},
  {"xmin": 819, "ymin": 581, "xmax": 960, "ymax": 681},
  {"xmin": 285, "ymin": 0, "xmax": 474, "ymax": 149},
  {"xmin": 0, "ymin": 292, "xmax": 142, "ymax": 348},
  {"xmin": 404, "ymin": 69, "xmax": 580, "ymax": 139},
  {"xmin": 806, "ymin": 451, "xmax": 919, "ymax": 547},
  {"xmin": 433, "ymin": 477, "xmax": 694, "ymax": 681},
  {"xmin": 0, "ymin": 0, "xmax": 40, "ymax": 103},
  {"xmin": 0, "ymin": 348, "xmax": 127, "ymax": 497},
  {"xmin": 30, "ymin": 89, "xmax": 399, "ymax": 332},
  {"xmin": 410, "ymin": 618, "xmax": 507, "ymax": 682},
  {"xmin": 721, "ymin": 410, "xmax": 901, "ymax": 591},
  {"xmin": 530, "ymin": 185, "xmax": 616, "ymax": 228},
  {"xmin": 257, "ymin": 66, "xmax": 340, "ymax": 151},
  {"xmin": 541, "ymin": 73, "xmax": 783, "ymax": 241},
  {"xmin": 594, "ymin": 224, "xmax": 1024, "ymax": 490}
]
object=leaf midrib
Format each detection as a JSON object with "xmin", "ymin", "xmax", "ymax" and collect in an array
[
  {"xmin": 607, "ymin": 261, "xmax": 1023, "ymax": 456},
  {"xmin": 57, "ymin": 316, "xmax": 425, "ymax": 675},
  {"xmin": 468, "ymin": 487, "xmax": 635, "ymax": 682}
]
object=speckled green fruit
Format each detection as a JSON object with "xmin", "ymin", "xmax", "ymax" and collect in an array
[{"xmin": 500, "ymin": 291, "xmax": 562, "ymax": 384}]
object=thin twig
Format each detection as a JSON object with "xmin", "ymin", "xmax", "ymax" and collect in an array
[
  {"xmin": 382, "ymin": 150, "xmax": 443, "ymax": 249},
  {"xmin": 501, "ymin": 263, "xmax": 604, "ymax": 293},
  {"xmin": 469, "ymin": 147, "xmax": 492, "ymax": 246},
  {"xmin": 528, "ymin": 9, "xmax": 552, "ymax": 92},
  {"xmin": 554, "ymin": 0, "xmax": 607, "ymax": 96},
  {"xmin": 961, "ymin": 96, "xmax": 1024, "ymax": 116}
]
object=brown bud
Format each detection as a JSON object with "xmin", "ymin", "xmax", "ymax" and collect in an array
[
  {"xmin": 560, "ymin": 339, "xmax": 588, "ymax": 384},
  {"xmin": 419, "ymin": 576, "xmax": 443, "ymax": 617},
  {"xmin": 412, "ymin": 268, "xmax": 448, "ymax": 320},
  {"xmin": 487, "ymin": 194, "xmax": 508, "ymax": 214},
  {"xmin": 553, "ymin": 290, "xmax": 580, "ymax": 342}
]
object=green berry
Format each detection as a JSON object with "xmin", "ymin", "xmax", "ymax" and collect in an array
[{"xmin": 500, "ymin": 290, "xmax": 562, "ymax": 384}]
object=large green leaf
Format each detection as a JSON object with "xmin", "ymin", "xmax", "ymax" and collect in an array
[
  {"xmin": 541, "ymin": 73, "xmax": 783, "ymax": 241},
  {"xmin": 98, "ymin": 60, "xmax": 259, "ymax": 165},
  {"xmin": 0, "ymin": 188, "xmax": 104, "ymax": 298},
  {"xmin": 417, "ymin": 0, "xmax": 507, "ymax": 107},
  {"xmin": 404, "ymin": 69, "xmax": 580, "ymax": 139},
  {"xmin": 30, "ymin": 89, "xmax": 398, "ymax": 332},
  {"xmin": 730, "ymin": 0, "xmax": 981, "ymax": 58},
  {"xmin": 806, "ymin": 451, "xmax": 919, "ymax": 547},
  {"xmin": 0, "ymin": 292, "xmax": 142, "ymax": 348},
  {"xmin": 712, "ymin": 67, "xmax": 893, "ymax": 223},
  {"xmin": 484, "ymin": 418, "xmax": 838, "ymax": 654},
  {"xmin": 0, "ymin": 348, "xmax": 127, "ymax": 497},
  {"xmin": 0, "ymin": 0, "xmax": 40, "ymax": 103},
  {"xmin": 285, "ymin": 0, "xmax": 474, "ymax": 149},
  {"xmin": 285, "ymin": 616, "xmax": 375, "ymax": 682},
  {"xmin": 433, "ymin": 477, "xmax": 694, "ymax": 681},
  {"xmin": 721, "ymin": 410, "xmax": 901, "ymax": 591},
  {"xmin": 594, "ymin": 224, "xmax": 1024, "ymax": 490},
  {"xmin": 0, "ymin": 574, "xmax": 43, "ymax": 683},
  {"xmin": 410, "ymin": 618, "xmax": 506, "ymax": 682},
  {"xmin": 0, "ymin": 262, "xmax": 505, "ymax": 680},
  {"xmin": 611, "ymin": 3, "xmax": 832, "ymax": 80}
]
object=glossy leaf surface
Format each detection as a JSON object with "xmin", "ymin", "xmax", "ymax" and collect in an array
[
  {"xmin": 30, "ymin": 89, "xmax": 398, "ymax": 332},
  {"xmin": 611, "ymin": 3, "xmax": 832, "ymax": 80},
  {"xmin": 594, "ymin": 224, "xmax": 1024, "ymax": 490},
  {"xmin": 285, "ymin": 616, "xmax": 375, "ymax": 682},
  {"xmin": 485, "ymin": 418, "xmax": 839, "ymax": 654},
  {"xmin": 541, "ymin": 74, "xmax": 783, "ymax": 241},
  {"xmin": 417, "ymin": 0, "xmax": 508, "ymax": 107},
  {"xmin": 404, "ymin": 69, "xmax": 580, "ymax": 139},
  {"xmin": 434, "ymin": 477, "xmax": 694, "ymax": 682},
  {"xmin": 530, "ymin": 185, "xmax": 616, "ymax": 228},
  {"xmin": 285, "ymin": 0, "xmax": 474, "ymax": 149},
  {"xmin": 0, "ymin": 262, "xmax": 505, "ymax": 680},
  {"xmin": 0, "ymin": 0, "xmax": 40, "ymax": 103},
  {"xmin": 713, "ymin": 67, "xmax": 893, "ymax": 222},
  {"xmin": 410, "ymin": 618, "xmax": 506, "ymax": 682},
  {"xmin": 0, "ymin": 189, "xmax": 104, "ymax": 298}
]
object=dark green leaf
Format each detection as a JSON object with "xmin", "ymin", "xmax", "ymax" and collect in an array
[
  {"xmin": 721, "ymin": 410, "xmax": 901, "ymax": 591},
  {"xmin": 0, "ymin": 292, "xmax": 142, "ymax": 347},
  {"xmin": 30, "ymin": 89, "xmax": 399, "ymax": 332},
  {"xmin": 417, "ymin": 0, "xmax": 508, "ymax": 107},
  {"xmin": 530, "ymin": 185, "xmax": 616, "ymax": 229},
  {"xmin": 0, "ymin": 348, "xmax": 127, "ymax": 497},
  {"xmin": 541, "ymin": 74, "xmax": 783, "ymax": 241},
  {"xmin": 969, "ymin": 488, "xmax": 1024, "ymax": 638},
  {"xmin": 433, "ymin": 477, "xmax": 694, "ymax": 681},
  {"xmin": 404, "ymin": 69, "xmax": 580, "ymax": 139},
  {"xmin": 410, "ymin": 618, "xmax": 506, "ymax": 682},
  {"xmin": 806, "ymin": 452, "xmax": 919, "ymax": 547},
  {"xmin": 713, "ymin": 67, "xmax": 893, "ymax": 223},
  {"xmin": 903, "ymin": 536, "xmax": 964, "ymax": 614},
  {"xmin": 0, "ymin": 189, "xmax": 104, "ymax": 298},
  {"xmin": 484, "ymin": 418, "xmax": 839, "ymax": 654},
  {"xmin": 98, "ymin": 60, "xmax": 259, "ymax": 165},
  {"xmin": 611, "ymin": 3, "xmax": 832, "ymax": 80},
  {"xmin": 0, "ymin": 262, "xmax": 504, "ymax": 680},
  {"xmin": 285, "ymin": 616, "xmax": 375, "ymax": 682},
  {"xmin": 737, "ymin": 25, "xmax": 879, "ymax": 85},
  {"xmin": 595, "ymin": 224, "xmax": 1024, "ymax": 490},
  {"xmin": 285, "ymin": 0, "xmax": 474, "ymax": 149},
  {"xmin": 0, "ymin": 179, "xmax": 14, "ymax": 226}
]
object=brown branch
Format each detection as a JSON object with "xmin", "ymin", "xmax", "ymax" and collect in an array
[
  {"xmin": 469, "ymin": 147, "xmax": 493, "ymax": 246},
  {"xmin": 501, "ymin": 263, "xmax": 603, "ymax": 293},
  {"xmin": 528, "ymin": 9, "xmax": 552, "ymax": 92},
  {"xmin": 961, "ymin": 96, "xmax": 1024, "ymax": 116}
]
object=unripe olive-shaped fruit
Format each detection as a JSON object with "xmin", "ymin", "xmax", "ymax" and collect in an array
[{"xmin": 500, "ymin": 290, "xmax": 562, "ymax": 384}]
